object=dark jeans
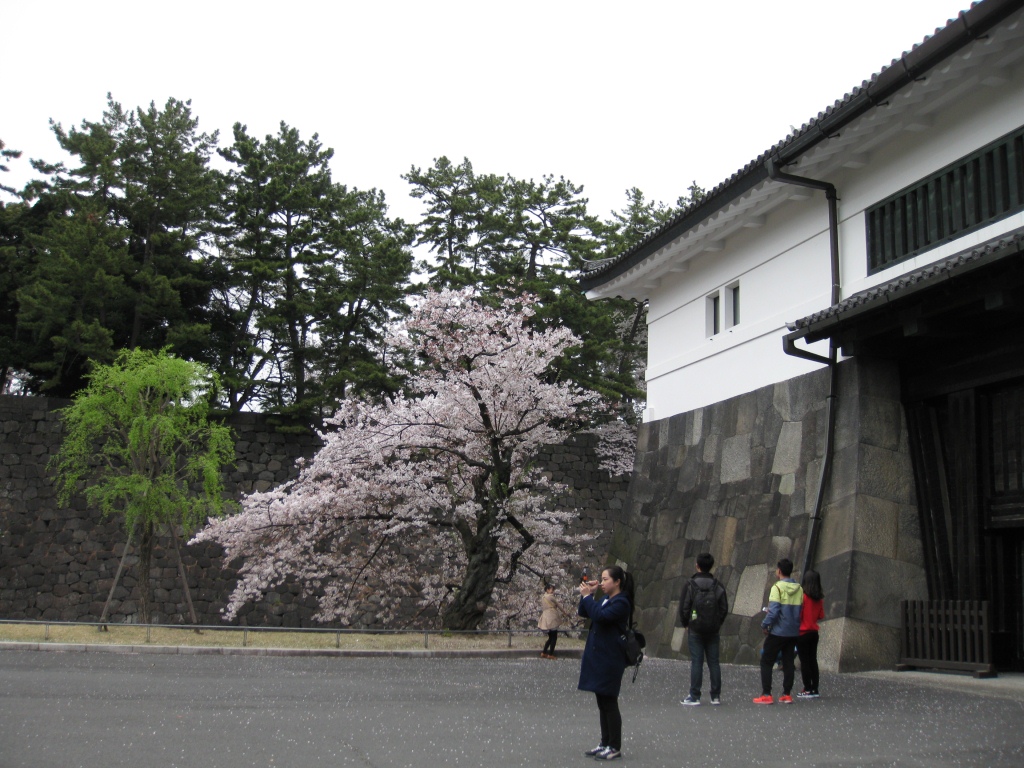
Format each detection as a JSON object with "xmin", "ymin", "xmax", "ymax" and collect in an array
[
  {"xmin": 760, "ymin": 634, "xmax": 797, "ymax": 696},
  {"xmin": 595, "ymin": 693, "xmax": 621, "ymax": 751},
  {"xmin": 687, "ymin": 630, "xmax": 721, "ymax": 699},
  {"xmin": 796, "ymin": 630, "xmax": 820, "ymax": 693},
  {"xmin": 542, "ymin": 630, "xmax": 558, "ymax": 655}
]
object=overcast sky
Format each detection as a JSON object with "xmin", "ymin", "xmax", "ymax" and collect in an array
[{"xmin": 3, "ymin": 0, "xmax": 962, "ymax": 224}]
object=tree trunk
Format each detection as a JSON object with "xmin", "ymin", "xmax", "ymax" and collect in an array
[
  {"xmin": 442, "ymin": 529, "xmax": 501, "ymax": 630},
  {"xmin": 138, "ymin": 519, "xmax": 154, "ymax": 624}
]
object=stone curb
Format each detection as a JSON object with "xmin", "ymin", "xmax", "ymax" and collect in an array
[{"xmin": 0, "ymin": 641, "xmax": 583, "ymax": 660}]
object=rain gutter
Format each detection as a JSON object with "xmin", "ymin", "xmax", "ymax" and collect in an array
[{"xmin": 766, "ymin": 158, "xmax": 839, "ymax": 578}]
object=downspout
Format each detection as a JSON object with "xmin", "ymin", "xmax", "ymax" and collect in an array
[{"xmin": 765, "ymin": 157, "xmax": 840, "ymax": 577}]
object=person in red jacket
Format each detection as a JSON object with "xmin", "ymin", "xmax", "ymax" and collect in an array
[{"xmin": 796, "ymin": 569, "xmax": 825, "ymax": 699}]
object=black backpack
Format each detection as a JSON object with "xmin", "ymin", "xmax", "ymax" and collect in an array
[
  {"xmin": 687, "ymin": 577, "xmax": 721, "ymax": 634},
  {"xmin": 623, "ymin": 620, "xmax": 646, "ymax": 683},
  {"xmin": 621, "ymin": 591, "xmax": 646, "ymax": 682}
]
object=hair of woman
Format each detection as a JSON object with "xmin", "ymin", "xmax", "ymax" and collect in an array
[{"xmin": 802, "ymin": 569, "xmax": 824, "ymax": 601}]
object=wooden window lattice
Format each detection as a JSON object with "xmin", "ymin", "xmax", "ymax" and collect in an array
[{"xmin": 867, "ymin": 125, "xmax": 1024, "ymax": 274}]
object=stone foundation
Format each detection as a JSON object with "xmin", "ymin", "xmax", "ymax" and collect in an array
[
  {"xmin": 612, "ymin": 356, "xmax": 926, "ymax": 671},
  {"xmin": 0, "ymin": 396, "xmax": 627, "ymax": 628}
]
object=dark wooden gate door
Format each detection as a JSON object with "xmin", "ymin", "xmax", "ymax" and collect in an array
[
  {"xmin": 980, "ymin": 381, "xmax": 1024, "ymax": 670},
  {"xmin": 905, "ymin": 377, "xmax": 1024, "ymax": 671}
]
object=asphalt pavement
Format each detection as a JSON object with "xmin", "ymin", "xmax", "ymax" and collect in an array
[{"xmin": 2, "ymin": 648, "xmax": 1023, "ymax": 767}]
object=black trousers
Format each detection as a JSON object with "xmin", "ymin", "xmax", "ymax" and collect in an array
[
  {"xmin": 595, "ymin": 693, "xmax": 621, "ymax": 751},
  {"xmin": 542, "ymin": 630, "xmax": 558, "ymax": 655},
  {"xmin": 760, "ymin": 633, "xmax": 797, "ymax": 696},
  {"xmin": 796, "ymin": 630, "xmax": 820, "ymax": 693}
]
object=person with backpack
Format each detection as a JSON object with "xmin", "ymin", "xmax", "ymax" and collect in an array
[
  {"xmin": 578, "ymin": 565, "xmax": 635, "ymax": 761},
  {"xmin": 678, "ymin": 552, "xmax": 729, "ymax": 706}
]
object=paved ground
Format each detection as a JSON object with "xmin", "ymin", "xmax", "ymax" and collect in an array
[{"xmin": 2, "ymin": 649, "xmax": 1023, "ymax": 767}]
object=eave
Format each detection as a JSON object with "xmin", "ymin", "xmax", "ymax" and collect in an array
[{"xmin": 581, "ymin": 0, "xmax": 1024, "ymax": 300}]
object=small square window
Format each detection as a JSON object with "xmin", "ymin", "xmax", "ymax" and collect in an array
[
  {"xmin": 706, "ymin": 292, "xmax": 720, "ymax": 337},
  {"xmin": 707, "ymin": 281, "xmax": 740, "ymax": 337},
  {"xmin": 725, "ymin": 282, "xmax": 740, "ymax": 329}
]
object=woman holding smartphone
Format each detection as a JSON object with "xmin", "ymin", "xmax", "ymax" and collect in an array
[{"xmin": 577, "ymin": 565, "xmax": 634, "ymax": 761}]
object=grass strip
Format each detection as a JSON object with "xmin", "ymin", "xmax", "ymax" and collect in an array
[{"xmin": 0, "ymin": 622, "xmax": 586, "ymax": 652}]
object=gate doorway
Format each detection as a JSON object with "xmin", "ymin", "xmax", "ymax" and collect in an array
[{"xmin": 906, "ymin": 378, "xmax": 1024, "ymax": 671}]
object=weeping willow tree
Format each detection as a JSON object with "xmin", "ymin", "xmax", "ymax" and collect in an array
[{"xmin": 50, "ymin": 348, "xmax": 235, "ymax": 625}]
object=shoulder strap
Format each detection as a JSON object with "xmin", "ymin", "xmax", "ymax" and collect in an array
[{"xmin": 616, "ymin": 593, "xmax": 635, "ymax": 633}]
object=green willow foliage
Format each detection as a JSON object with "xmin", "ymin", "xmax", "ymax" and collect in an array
[{"xmin": 50, "ymin": 348, "xmax": 235, "ymax": 533}]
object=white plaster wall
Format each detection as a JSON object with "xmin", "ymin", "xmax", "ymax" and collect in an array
[
  {"xmin": 645, "ymin": 198, "xmax": 834, "ymax": 418},
  {"xmin": 642, "ymin": 66, "xmax": 1023, "ymax": 422}
]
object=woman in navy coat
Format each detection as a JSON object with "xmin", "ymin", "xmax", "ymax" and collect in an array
[{"xmin": 578, "ymin": 565, "xmax": 634, "ymax": 761}]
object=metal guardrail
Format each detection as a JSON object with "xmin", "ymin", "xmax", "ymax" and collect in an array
[
  {"xmin": 0, "ymin": 618, "xmax": 586, "ymax": 650},
  {"xmin": 898, "ymin": 599, "xmax": 997, "ymax": 678}
]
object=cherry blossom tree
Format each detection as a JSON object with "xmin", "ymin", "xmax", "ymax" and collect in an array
[{"xmin": 194, "ymin": 289, "xmax": 628, "ymax": 630}]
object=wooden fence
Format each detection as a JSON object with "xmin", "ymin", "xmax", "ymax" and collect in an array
[{"xmin": 898, "ymin": 600, "xmax": 997, "ymax": 678}]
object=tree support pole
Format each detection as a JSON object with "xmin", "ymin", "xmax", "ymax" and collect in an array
[
  {"xmin": 168, "ymin": 525, "xmax": 202, "ymax": 633},
  {"xmin": 98, "ymin": 528, "xmax": 134, "ymax": 631}
]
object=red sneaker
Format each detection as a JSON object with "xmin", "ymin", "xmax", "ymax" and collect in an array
[
  {"xmin": 778, "ymin": 694, "xmax": 794, "ymax": 704},
  {"xmin": 752, "ymin": 695, "xmax": 774, "ymax": 705}
]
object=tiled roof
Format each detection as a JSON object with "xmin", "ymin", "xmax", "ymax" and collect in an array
[
  {"xmin": 788, "ymin": 228, "xmax": 1024, "ymax": 333},
  {"xmin": 581, "ymin": 0, "xmax": 1024, "ymax": 290}
]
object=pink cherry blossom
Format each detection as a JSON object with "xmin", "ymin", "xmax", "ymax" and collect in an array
[{"xmin": 193, "ymin": 289, "xmax": 632, "ymax": 629}]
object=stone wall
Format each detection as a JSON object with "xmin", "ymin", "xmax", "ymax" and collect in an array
[
  {"xmin": 611, "ymin": 356, "xmax": 927, "ymax": 672},
  {"xmin": 0, "ymin": 396, "xmax": 628, "ymax": 628}
]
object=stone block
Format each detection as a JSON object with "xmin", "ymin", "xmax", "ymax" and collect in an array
[
  {"xmin": 857, "ymin": 443, "xmax": 914, "ymax": 505},
  {"xmin": 635, "ymin": 423, "xmax": 657, "ymax": 454},
  {"xmin": 771, "ymin": 421, "xmax": 803, "ymax": 475},
  {"xmin": 710, "ymin": 515, "xmax": 738, "ymax": 569},
  {"xmin": 734, "ymin": 563, "xmax": 769, "ymax": 618},
  {"xmin": 670, "ymin": 626, "xmax": 685, "ymax": 653},
  {"xmin": 856, "ymin": 396, "xmax": 904, "ymax": 452},
  {"xmin": 824, "ymin": 616, "xmax": 902, "ymax": 673},
  {"xmin": 826, "ymin": 442, "xmax": 860, "ymax": 507},
  {"xmin": 846, "ymin": 551, "xmax": 927, "ymax": 628},
  {"xmin": 702, "ymin": 432, "xmax": 720, "ymax": 464},
  {"xmin": 743, "ymin": 536, "xmax": 771, "ymax": 567},
  {"xmin": 777, "ymin": 370, "xmax": 828, "ymax": 422},
  {"xmin": 720, "ymin": 433, "xmax": 751, "ymax": 484},
  {"xmin": 735, "ymin": 395, "xmax": 756, "ymax": 435},
  {"xmin": 852, "ymin": 494, "xmax": 900, "ymax": 560},
  {"xmin": 661, "ymin": 538, "xmax": 690, "ymax": 581},
  {"xmin": 665, "ymin": 444, "xmax": 687, "ymax": 469},
  {"xmin": 686, "ymin": 409, "xmax": 704, "ymax": 447},
  {"xmin": 815, "ymin": 494, "xmax": 855, "ymax": 561},
  {"xmin": 769, "ymin": 536, "xmax": 794, "ymax": 566},
  {"xmin": 684, "ymin": 499, "xmax": 715, "ymax": 541}
]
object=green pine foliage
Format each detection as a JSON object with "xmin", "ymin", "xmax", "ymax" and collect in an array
[{"xmin": 4, "ymin": 96, "xmax": 703, "ymax": 425}]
